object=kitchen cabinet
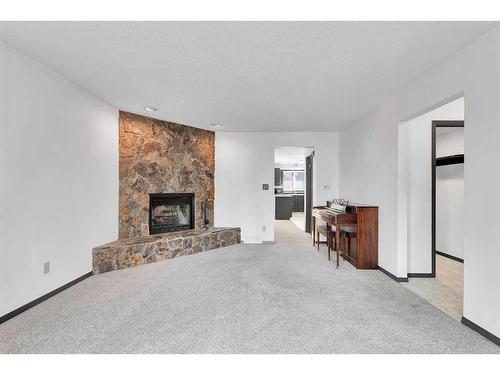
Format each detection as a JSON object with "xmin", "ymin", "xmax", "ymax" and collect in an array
[
  {"xmin": 275, "ymin": 196, "xmax": 293, "ymax": 219},
  {"xmin": 274, "ymin": 168, "xmax": 282, "ymax": 186},
  {"xmin": 293, "ymin": 195, "xmax": 304, "ymax": 212}
]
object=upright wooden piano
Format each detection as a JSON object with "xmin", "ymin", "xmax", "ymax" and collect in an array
[{"xmin": 312, "ymin": 203, "xmax": 378, "ymax": 269}]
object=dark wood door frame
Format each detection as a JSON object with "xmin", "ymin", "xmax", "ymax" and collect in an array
[
  {"xmin": 305, "ymin": 152, "xmax": 314, "ymax": 233},
  {"xmin": 414, "ymin": 120, "xmax": 464, "ymax": 278}
]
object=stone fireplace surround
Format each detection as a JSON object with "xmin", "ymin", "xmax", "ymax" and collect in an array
[
  {"xmin": 119, "ymin": 111, "xmax": 215, "ymax": 238},
  {"xmin": 92, "ymin": 111, "xmax": 240, "ymax": 274}
]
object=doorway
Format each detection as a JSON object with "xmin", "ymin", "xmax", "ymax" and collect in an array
[
  {"xmin": 398, "ymin": 97, "xmax": 465, "ymax": 320},
  {"xmin": 305, "ymin": 152, "xmax": 314, "ymax": 234},
  {"xmin": 430, "ymin": 121, "xmax": 465, "ymax": 319},
  {"xmin": 273, "ymin": 147, "xmax": 313, "ymax": 234},
  {"xmin": 432, "ymin": 121, "xmax": 465, "ymax": 270}
]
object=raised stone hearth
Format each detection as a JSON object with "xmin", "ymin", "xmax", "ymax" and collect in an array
[{"xmin": 93, "ymin": 227, "xmax": 240, "ymax": 274}]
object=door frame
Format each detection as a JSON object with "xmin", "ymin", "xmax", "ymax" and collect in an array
[
  {"xmin": 429, "ymin": 120, "xmax": 464, "ymax": 277},
  {"xmin": 305, "ymin": 152, "xmax": 314, "ymax": 233}
]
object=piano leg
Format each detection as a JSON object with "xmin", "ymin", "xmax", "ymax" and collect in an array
[
  {"xmin": 344, "ymin": 234, "xmax": 348, "ymax": 261},
  {"xmin": 316, "ymin": 219, "xmax": 320, "ymax": 251},
  {"xmin": 336, "ymin": 224, "xmax": 340, "ymax": 268},
  {"xmin": 327, "ymin": 224, "xmax": 331, "ymax": 261},
  {"xmin": 317, "ymin": 224, "xmax": 320, "ymax": 251},
  {"xmin": 332, "ymin": 232, "xmax": 336, "ymax": 262},
  {"xmin": 312, "ymin": 216, "xmax": 316, "ymax": 246}
]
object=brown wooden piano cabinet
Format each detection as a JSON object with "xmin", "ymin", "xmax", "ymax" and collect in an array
[{"xmin": 312, "ymin": 204, "xmax": 378, "ymax": 269}]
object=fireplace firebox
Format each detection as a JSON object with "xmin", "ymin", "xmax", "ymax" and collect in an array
[{"xmin": 149, "ymin": 193, "xmax": 195, "ymax": 234}]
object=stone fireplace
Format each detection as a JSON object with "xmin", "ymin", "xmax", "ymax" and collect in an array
[
  {"xmin": 149, "ymin": 193, "xmax": 195, "ymax": 234},
  {"xmin": 119, "ymin": 111, "xmax": 215, "ymax": 238},
  {"xmin": 93, "ymin": 111, "xmax": 240, "ymax": 274}
]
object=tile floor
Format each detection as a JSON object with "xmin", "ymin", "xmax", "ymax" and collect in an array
[
  {"xmin": 290, "ymin": 212, "xmax": 305, "ymax": 231},
  {"xmin": 403, "ymin": 254, "xmax": 463, "ymax": 321}
]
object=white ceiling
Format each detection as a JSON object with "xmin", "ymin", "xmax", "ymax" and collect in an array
[{"xmin": 0, "ymin": 22, "xmax": 495, "ymax": 132}]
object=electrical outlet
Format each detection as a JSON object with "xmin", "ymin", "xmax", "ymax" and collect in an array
[
  {"xmin": 43, "ymin": 262, "xmax": 50, "ymax": 274},
  {"xmin": 262, "ymin": 226, "xmax": 266, "ymax": 232}
]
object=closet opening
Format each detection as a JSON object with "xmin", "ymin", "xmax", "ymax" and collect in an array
[{"xmin": 398, "ymin": 97, "xmax": 465, "ymax": 321}]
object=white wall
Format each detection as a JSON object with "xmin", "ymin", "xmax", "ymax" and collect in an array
[
  {"xmin": 436, "ymin": 165, "xmax": 464, "ymax": 260},
  {"xmin": 339, "ymin": 26, "xmax": 500, "ymax": 337},
  {"xmin": 398, "ymin": 98, "xmax": 463, "ymax": 274},
  {"xmin": 215, "ymin": 132, "xmax": 339, "ymax": 243},
  {"xmin": 436, "ymin": 129, "xmax": 465, "ymax": 260},
  {"xmin": 436, "ymin": 128, "xmax": 464, "ymax": 157},
  {"xmin": 274, "ymin": 164, "xmax": 304, "ymax": 170},
  {"xmin": 0, "ymin": 42, "xmax": 119, "ymax": 317}
]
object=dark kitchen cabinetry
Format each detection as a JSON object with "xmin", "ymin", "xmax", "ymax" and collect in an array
[
  {"xmin": 275, "ymin": 196, "xmax": 293, "ymax": 219},
  {"xmin": 293, "ymin": 195, "xmax": 304, "ymax": 212},
  {"xmin": 274, "ymin": 168, "xmax": 282, "ymax": 186}
]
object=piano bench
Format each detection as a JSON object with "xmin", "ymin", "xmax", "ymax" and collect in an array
[
  {"xmin": 316, "ymin": 225, "xmax": 336, "ymax": 261},
  {"xmin": 341, "ymin": 228, "xmax": 357, "ymax": 263}
]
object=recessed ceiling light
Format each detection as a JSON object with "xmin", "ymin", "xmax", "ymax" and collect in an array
[
  {"xmin": 210, "ymin": 123, "xmax": 222, "ymax": 129},
  {"xmin": 144, "ymin": 106, "xmax": 158, "ymax": 112}
]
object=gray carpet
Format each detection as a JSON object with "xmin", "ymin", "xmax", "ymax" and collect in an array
[{"xmin": 0, "ymin": 221, "xmax": 498, "ymax": 353}]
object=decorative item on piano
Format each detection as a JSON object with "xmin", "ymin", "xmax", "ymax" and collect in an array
[{"xmin": 326, "ymin": 198, "xmax": 349, "ymax": 213}]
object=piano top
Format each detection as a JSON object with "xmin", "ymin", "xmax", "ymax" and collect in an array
[
  {"xmin": 313, "ymin": 203, "xmax": 378, "ymax": 218},
  {"xmin": 326, "ymin": 202, "xmax": 378, "ymax": 208},
  {"xmin": 315, "ymin": 203, "xmax": 378, "ymax": 210},
  {"xmin": 346, "ymin": 202, "xmax": 378, "ymax": 208},
  {"xmin": 314, "ymin": 207, "xmax": 351, "ymax": 215},
  {"xmin": 312, "ymin": 207, "xmax": 357, "ymax": 225}
]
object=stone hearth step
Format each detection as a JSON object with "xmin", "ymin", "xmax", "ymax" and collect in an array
[{"xmin": 93, "ymin": 227, "xmax": 240, "ymax": 274}]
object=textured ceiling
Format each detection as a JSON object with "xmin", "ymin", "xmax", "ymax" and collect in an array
[{"xmin": 0, "ymin": 22, "xmax": 495, "ymax": 131}]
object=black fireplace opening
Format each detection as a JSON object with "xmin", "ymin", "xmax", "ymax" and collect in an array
[{"xmin": 149, "ymin": 193, "xmax": 195, "ymax": 234}]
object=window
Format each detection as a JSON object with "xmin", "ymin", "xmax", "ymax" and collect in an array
[{"xmin": 282, "ymin": 170, "xmax": 304, "ymax": 191}]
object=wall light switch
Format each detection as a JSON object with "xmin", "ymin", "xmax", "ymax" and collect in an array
[
  {"xmin": 43, "ymin": 262, "xmax": 50, "ymax": 274},
  {"xmin": 262, "ymin": 226, "xmax": 266, "ymax": 232},
  {"xmin": 262, "ymin": 184, "xmax": 269, "ymax": 190}
]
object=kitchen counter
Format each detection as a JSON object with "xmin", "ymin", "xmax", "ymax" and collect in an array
[{"xmin": 275, "ymin": 193, "xmax": 304, "ymax": 219}]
